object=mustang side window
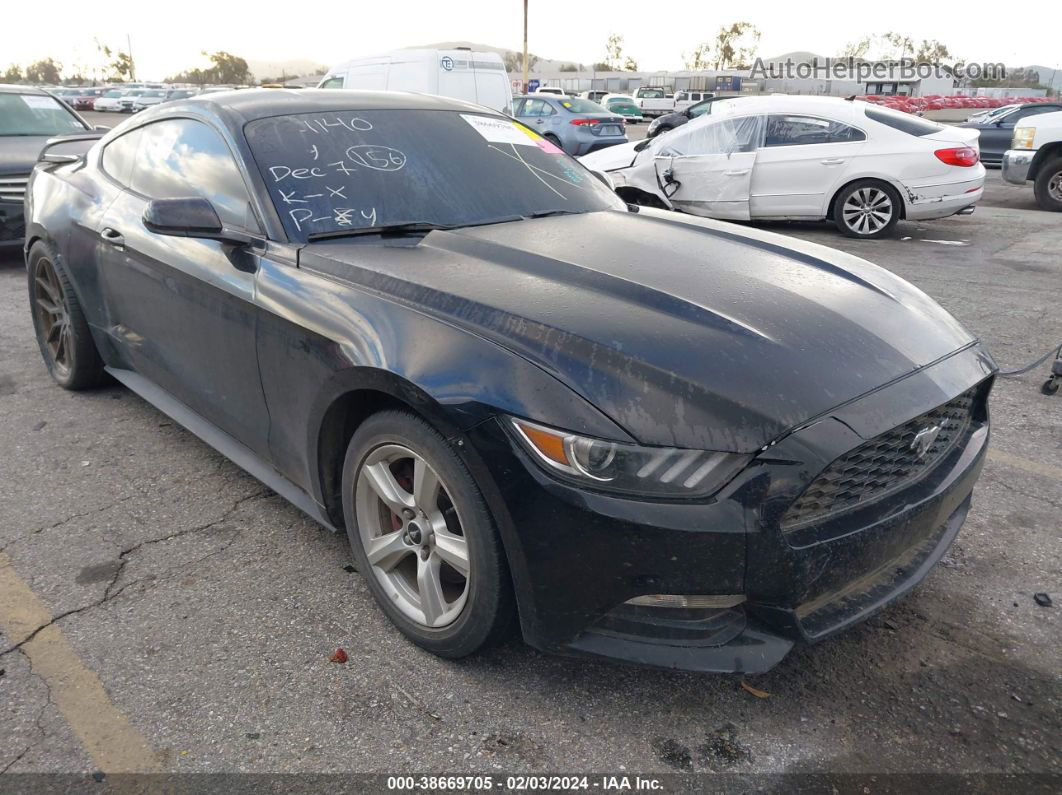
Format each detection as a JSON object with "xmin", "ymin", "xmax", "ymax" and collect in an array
[
  {"xmin": 100, "ymin": 128, "xmax": 144, "ymax": 188},
  {"xmin": 129, "ymin": 119, "xmax": 259, "ymax": 231},
  {"xmin": 764, "ymin": 115, "xmax": 867, "ymax": 146}
]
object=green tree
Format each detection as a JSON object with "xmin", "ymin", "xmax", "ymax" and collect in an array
[
  {"xmin": 838, "ymin": 37, "xmax": 871, "ymax": 59},
  {"xmin": 683, "ymin": 42, "xmax": 712, "ymax": 71},
  {"xmin": 914, "ymin": 39, "xmax": 952, "ymax": 64},
  {"xmin": 559, "ymin": 63, "xmax": 579, "ymax": 72},
  {"xmin": 205, "ymin": 51, "xmax": 252, "ymax": 84},
  {"xmin": 504, "ymin": 50, "xmax": 538, "ymax": 74},
  {"xmin": 26, "ymin": 58, "xmax": 62, "ymax": 84},
  {"xmin": 2, "ymin": 64, "xmax": 24, "ymax": 83},
  {"xmin": 881, "ymin": 32, "xmax": 914, "ymax": 60},
  {"xmin": 712, "ymin": 23, "xmax": 760, "ymax": 69},
  {"xmin": 623, "ymin": 56, "xmax": 638, "ymax": 72},
  {"xmin": 604, "ymin": 33, "xmax": 625, "ymax": 71},
  {"xmin": 168, "ymin": 51, "xmax": 253, "ymax": 86},
  {"xmin": 96, "ymin": 40, "xmax": 135, "ymax": 81},
  {"xmin": 591, "ymin": 62, "xmax": 611, "ymax": 72}
]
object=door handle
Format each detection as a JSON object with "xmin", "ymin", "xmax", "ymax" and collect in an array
[
  {"xmin": 100, "ymin": 227, "xmax": 125, "ymax": 247},
  {"xmin": 821, "ymin": 158, "xmax": 846, "ymax": 165},
  {"xmin": 723, "ymin": 169, "xmax": 750, "ymax": 176}
]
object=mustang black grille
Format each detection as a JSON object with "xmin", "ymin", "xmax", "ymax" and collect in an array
[{"xmin": 781, "ymin": 388, "xmax": 977, "ymax": 531}]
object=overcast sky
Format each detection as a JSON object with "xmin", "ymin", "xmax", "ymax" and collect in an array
[{"xmin": 6, "ymin": 0, "xmax": 1059, "ymax": 80}]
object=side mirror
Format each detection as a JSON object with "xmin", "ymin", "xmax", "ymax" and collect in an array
[{"xmin": 143, "ymin": 198, "xmax": 252, "ymax": 245}]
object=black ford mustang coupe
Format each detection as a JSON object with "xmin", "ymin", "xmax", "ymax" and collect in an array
[{"xmin": 24, "ymin": 90, "xmax": 995, "ymax": 672}]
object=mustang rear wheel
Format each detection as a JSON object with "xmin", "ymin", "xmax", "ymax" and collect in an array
[
  {"xmin": 27, "ymin": 242, "xmax": 106, "ymax": 390},
  {"xmin": 833, "ymin": 180, "xmax": 901, "ymax": 239},
  {"xmin": 341, "ymin": 410, "xmax": 514, "ymax": 657}
]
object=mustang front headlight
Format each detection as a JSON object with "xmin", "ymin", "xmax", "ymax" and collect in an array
[
  {"xmin": 1012, "ymin": 127, "xmax": 1036, "ymax": 150},
  {"xmin": 508, "ymin": 417, "xmax": 750, "ymax": 499}
]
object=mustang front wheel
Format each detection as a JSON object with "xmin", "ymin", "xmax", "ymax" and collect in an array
[{"xmin": 341, "ymin": 410, "xmax": 514, "ymax": 657}]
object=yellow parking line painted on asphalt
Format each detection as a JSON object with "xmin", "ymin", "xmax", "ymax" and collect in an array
[
  {"xmin": 0, "ymin": 552, "xmax": 160, "ymax": 773},
  {"xmin": 987, "ymin": 449, "xmax": 1062, "ymax": 482}
]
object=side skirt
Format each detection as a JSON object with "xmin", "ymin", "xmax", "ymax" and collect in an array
[{"xmin": 106, "ymin": 367, "xmax": 340, "ymax": 534}]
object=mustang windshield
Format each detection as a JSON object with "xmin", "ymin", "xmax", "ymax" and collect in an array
[{"xmin": 245, "ymin": 109, "xmax": 625, "ymax": 241}]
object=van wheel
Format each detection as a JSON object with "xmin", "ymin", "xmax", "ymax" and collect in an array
[
  {"xmin": 833, "ymin": 180, "xmax": 901, "ymax": 239},
  {"xmin": 1033, "ymin": 157, "xmax": 1062, "ymax": 212}
]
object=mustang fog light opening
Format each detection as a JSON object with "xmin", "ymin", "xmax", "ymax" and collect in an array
[{"xmin": 509, "ymin": 417, "xmax": 750, "ymax": 499}]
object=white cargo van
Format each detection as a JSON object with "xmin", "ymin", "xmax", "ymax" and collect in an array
[{"xmin": 318, "ymin": 49, "xmax": 512, "ymax": 114}]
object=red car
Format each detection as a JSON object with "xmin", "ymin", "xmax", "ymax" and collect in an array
[{"xmin": 71, "ymin": 87, "xmax": 108, "ymax": 110}]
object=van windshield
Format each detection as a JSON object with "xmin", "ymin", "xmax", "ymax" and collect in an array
[{"xmin": 245, "ymin": 109, "xmax": 625, "ymax": 242}]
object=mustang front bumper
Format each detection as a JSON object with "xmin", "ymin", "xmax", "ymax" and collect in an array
[{"xmin": 467, "ymin": 343, "xmax": 995, "ymax": 673}]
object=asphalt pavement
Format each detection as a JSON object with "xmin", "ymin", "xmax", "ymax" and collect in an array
[{"xmin": 0, "ymin": 168, "xmax": 1059, "ymax": 785}]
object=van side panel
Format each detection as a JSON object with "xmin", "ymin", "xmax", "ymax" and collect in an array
[{"xmin": 320, "ymin": 49, "xmax": 513, "ymax": 113}]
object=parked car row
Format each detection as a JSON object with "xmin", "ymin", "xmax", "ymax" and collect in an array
[{"xmin": 90, "ymin": 86, "xmax": 199, "ymax": 113}]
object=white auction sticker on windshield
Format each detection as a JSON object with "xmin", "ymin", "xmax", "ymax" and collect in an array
[
  {"xmin": 461, "ymin": 114, "xmax": 540, "ymax": 147},
  {"xmin": 21, "ymin": 95, "xmax": 59, "ymax": 110}
]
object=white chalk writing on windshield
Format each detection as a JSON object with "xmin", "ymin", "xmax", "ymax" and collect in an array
[
  {"xmin": 297, "ymin": 117, "xmax": 374, "ymax": 134},
  {"xmin": 289, "ymin": 206, "xmax": 376, "ymax": 231}
]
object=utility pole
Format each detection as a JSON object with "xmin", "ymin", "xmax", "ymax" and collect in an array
[
  {"xmin": 127, "ymin": 33, "xmax": 136, "ymax": 81},
  {"xmin": 522, "ymin": 0, "xmax": 529, "ymax": 92}
]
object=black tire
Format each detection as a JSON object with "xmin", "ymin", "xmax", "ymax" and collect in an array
[
  {"xmin": 27, "ymin": 241, "xmax": 106, "ymax": 390},
  {"xmin": 542, "ymin": 133, "xmax": 565, "ymax": 154},
  {"xmin": 341, "ymin": 410, "xmax": 514, "ymax": 657},
  {"xmin": 647, "ymin": 125, "xmax": 672, "ymax": 139},
  {"xmin": 1032, "ymin": 157, "xmax": 1062, "ymax": 212},
  {"xmin": 832, "ymin": 179, "xmax": 902, "ymax": 239}
]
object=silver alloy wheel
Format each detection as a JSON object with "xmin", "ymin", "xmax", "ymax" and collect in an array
[
  {"xmin": 1048, "ymin": 170, "xmax": 1062, "ymax": 202},
  {"xmin": 355, "ymin": 443, "xmax": 471, "ymax": 628},
  {"xmin": 842, "ymin": 187, "xmax": 893, "ymax": 235}
]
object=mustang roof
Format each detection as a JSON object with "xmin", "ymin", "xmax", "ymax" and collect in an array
[{"xmin": 171, "ymin": 88, "xmax": 497, "ymax": 122}]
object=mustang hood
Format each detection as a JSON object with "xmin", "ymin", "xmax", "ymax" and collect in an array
[{"xmin": 302, "ymin": 210, "xmax": 977, "ymax": 452}]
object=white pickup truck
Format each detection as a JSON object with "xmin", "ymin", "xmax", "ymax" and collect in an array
[
  {"xmin": 1002, "ymin": 109, "xmax": 1062, "ymax": 211},
  {"xmin": 634, "ymin": 87, "xmax": 674, "ymax": 118}
]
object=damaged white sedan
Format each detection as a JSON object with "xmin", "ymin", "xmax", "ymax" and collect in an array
[{"xmin": 580, "ymin": 96, "xmax": 985, "ymax": 239}]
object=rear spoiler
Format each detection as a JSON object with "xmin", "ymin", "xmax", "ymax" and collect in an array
[{"xmin": 37, "ymin": 132, "xmax": 107, "ymax": 164}]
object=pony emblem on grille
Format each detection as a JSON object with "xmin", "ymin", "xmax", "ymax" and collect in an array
[{"xmin": 911, "ymin": 425, "xmax": 943, "ymax": 460}]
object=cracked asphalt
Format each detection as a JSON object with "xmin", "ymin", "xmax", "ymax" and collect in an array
[{"xmin": 0, "ymin": 170, "xmax": 1059, "ymax": 782}]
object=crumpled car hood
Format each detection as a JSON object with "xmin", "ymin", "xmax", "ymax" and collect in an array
[{"xmin": 305, "ymin": 209, "xmax": 976, "ymax": 452}]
